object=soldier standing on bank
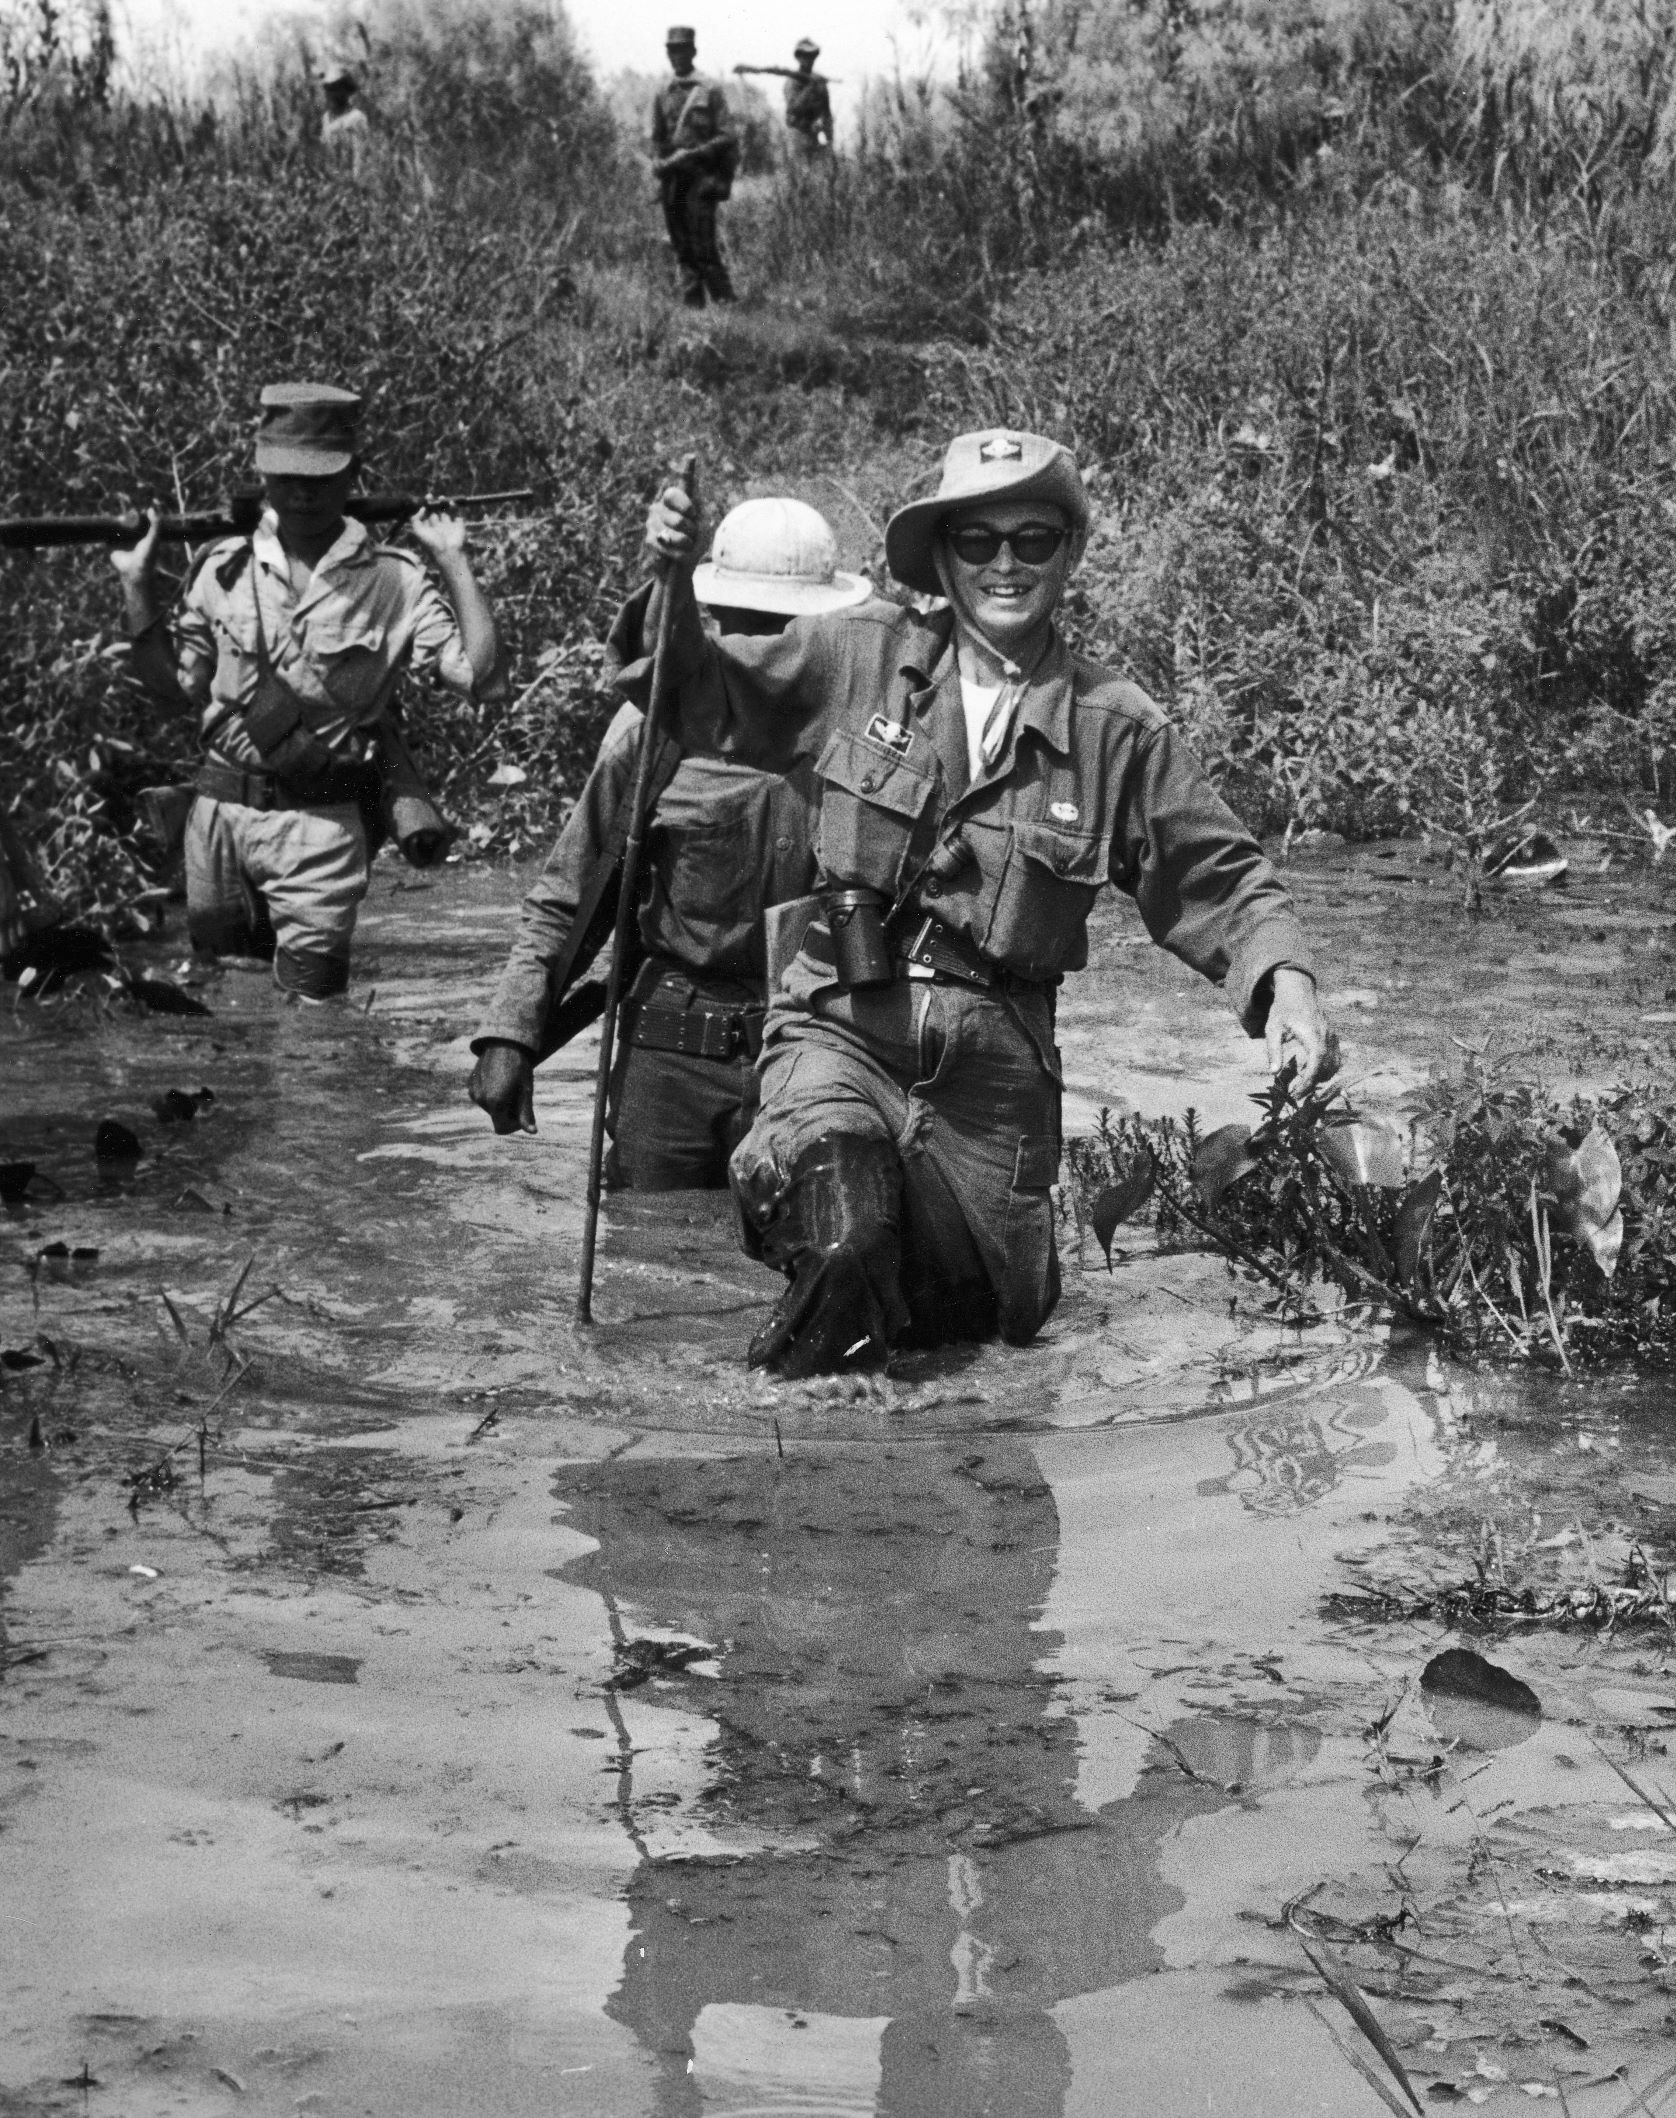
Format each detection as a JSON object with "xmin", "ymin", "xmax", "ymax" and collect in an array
[
  {"xmin": 111, "ymin": 384, "xmax": 500, "ymax": 1000},
  {"xmin": 470, "ymin": 498, "xmax": 869, "ymax": 1188},
  {"xmin": 650, "ymin": 26, "xmax": 738, "ymax": 309},
  {"xmin": 783, "ymin": 40, "xmax": 834, "ymax": 158},
  {"xmin": 319, "ymin": 63, "xmax": 370, "ymax": 180}
]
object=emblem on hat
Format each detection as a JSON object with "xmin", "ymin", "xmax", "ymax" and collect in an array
[{"xmin": 979, "ymin": 434, "xmax": 1025, "ymax": 462}]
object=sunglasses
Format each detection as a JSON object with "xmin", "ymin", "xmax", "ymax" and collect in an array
[{"xmin": 944, "ymin": 522, "xmax": 1068, "ymax": 567}]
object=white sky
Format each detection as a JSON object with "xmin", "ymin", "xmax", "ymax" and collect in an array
[{"xmin": 115, "ymin": 0, "xmax": 963, "ymax": 127}]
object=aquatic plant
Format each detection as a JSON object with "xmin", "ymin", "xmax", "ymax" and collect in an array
[{"xmin": 1069, "ymin": 1061, "xmax": 1676, "ymax": 1367}]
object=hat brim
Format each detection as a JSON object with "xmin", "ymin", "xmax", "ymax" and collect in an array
[
  {"xmin": 254, "ymin": 442, "xmax": 356, "ymax": 477},
  {"xmin": 692, "ymin": 564, "xmax": 871, "ymax": 616},
  {"xmin": 884, "ymin": 458, "xmax": 1088, "ymax": 597}
]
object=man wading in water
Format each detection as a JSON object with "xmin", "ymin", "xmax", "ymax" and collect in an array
[{"xmin": 627, "ymin": 430, "xmax": 1338, "ymax": 1375}]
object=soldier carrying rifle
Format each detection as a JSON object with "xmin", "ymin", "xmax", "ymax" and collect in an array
[
  {"xmin": 109, "ymin": 382, "xmax": 502, "ymax": 999},
  {"xmin": 735, "ymin": 39, "xmax": 834, "ymax": 160}
]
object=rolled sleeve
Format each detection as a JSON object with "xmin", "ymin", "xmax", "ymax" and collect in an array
[
  {"xmin": 1117, "ymin": 723, "xmax": 1314, "ymax": 1036},
  {"xmin": 405, "ymin": 575, "xmax": 475, "ymax": 696},
  {"xmin": 471, "ymin": 706, "xmax": 640, "ymax": 1053}
]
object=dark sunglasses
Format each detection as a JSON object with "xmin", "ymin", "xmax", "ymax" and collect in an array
[{"xmin": 944, "ymin": 522, "xmax": 1068, "ymax": 567}]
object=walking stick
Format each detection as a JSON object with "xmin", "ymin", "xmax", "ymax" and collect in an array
[{"xmin": 575, "ymin": 455, "xmax": 697, "ymax": 1325}]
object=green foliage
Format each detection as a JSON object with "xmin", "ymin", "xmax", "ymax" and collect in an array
[{"xmin": 1070, "ymin": 1065, "xmax": 1676, "ymax": 1367}]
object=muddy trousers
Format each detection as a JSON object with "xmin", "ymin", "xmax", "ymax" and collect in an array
[
  {"xmin": 661, "ymin": 181, "xmax": 735, "ymax": 306},
  {"xmin": 184, "ymin": 794, "xmax": 369, "ymax": 1000},
  {"xmin": 730, "ymin": 980, "xmax": 1062, "ymax": 1377},
  {"xmin": 605, "ymin": 964, "xmax": 765, "ymax": 1191}
]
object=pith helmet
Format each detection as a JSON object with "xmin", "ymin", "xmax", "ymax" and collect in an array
[
  {"xmin": 254, "ymin": 383, "xmax": 361, "ymax": 476},
  {"xmin": 693, "ymin": 498, "xmax": 870, "ymax": 617},
  {"xmin": 794, "ymin": 37, "xmax": 820, "ymax": 56},
  {"xmin": 884, "ymin": 429, "xmax": 1090, "ymax": 597}
]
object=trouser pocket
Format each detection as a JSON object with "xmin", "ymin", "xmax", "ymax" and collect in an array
[{"xmin": 998, "ymin": 1131, "xmax": 1061, "ymax": 1344}]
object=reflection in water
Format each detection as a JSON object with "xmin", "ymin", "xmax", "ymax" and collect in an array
[
  {"xmin": 559, "ymin": 1442, "xmax": 1224, "ymax": 2117},
  {"xmin": 1198, "ymin": 1372, "xmax": 1404, "ymax": 1515}
]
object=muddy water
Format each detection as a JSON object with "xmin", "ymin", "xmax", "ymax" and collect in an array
[{"xmin": 2, "ymin": 853, "xmax": 1674, "ymax": 2116}]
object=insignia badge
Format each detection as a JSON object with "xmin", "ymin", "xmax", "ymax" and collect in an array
[
  {"xmin": 979, "ymin": 434, "xmax": 1025, "ymax": 462},
  {"xmin": 865, "ymin": 714, "xmax": 914, "ymax": 755},
  {"xmin": 1050, "ymin": 800, "xmax": 1080, "ymax": 823}
]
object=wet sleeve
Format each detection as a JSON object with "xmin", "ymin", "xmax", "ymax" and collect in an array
[
  {"xmin": 471, "ymin": 708, "xmax": 640, "ymax": 1054},
  {"xmin": 401, "ymin": 570, "xmax": 476, "ymax": 696},
  {"xmin": 1114, "ymin": 722, "xmax": 1316, "ymax": 1037}
]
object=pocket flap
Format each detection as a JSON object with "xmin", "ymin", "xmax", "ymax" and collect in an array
[
  {"xmin": 1012, "ymin": 820, "xmax": 1104, "ymax": 884},
  {"xmin": 1013, "ymin": 1133, "xmax": 1061, "ymax": 1191},
  {"xmin": 818, "ymin": 728, "xmax": 938, "ymax": 822}
]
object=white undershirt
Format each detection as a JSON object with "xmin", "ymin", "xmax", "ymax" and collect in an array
[{"xmin": 960, "ymin": 679, "xmax": 1003, "ymax": 782}]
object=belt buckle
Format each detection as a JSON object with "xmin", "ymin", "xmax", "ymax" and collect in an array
[{"xmin": 904, "ymin": 914, "xmax": 936, "ymax": 965}]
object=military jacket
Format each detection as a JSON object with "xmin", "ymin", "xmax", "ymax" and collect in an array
[
  {"xmin": 630, "ymin": 596, "xmax": 1312, "ymax": 1035},
  {"xmin": 784, "ymin": 74, "xmax": 832, "ymax": 139},
  {"xmin": 473, "ymin": 702, "xmax": 819, "ymax": 1054},
  {"xmin": 649, "ymin": 74, "xmax": 734, "ymax": 188},
  {"xmin": 172, "ymin": 511, "xmax": 474, "ymax": 767}
]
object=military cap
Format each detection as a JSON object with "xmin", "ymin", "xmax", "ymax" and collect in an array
[
  {"xmin": 254, "ymin": 382, "xmax": 361, "ymax": 476},
  {"xmin": 694, "ymin": 498, "xmax": 869, "ymax": 617},
  {"xmin": 794, "ymin": 37, "xmax": 820, "ymax": 56},
  {"xmin": 665, "ymin": 24, "xmax": 697, "ymax": 43},
  {"xmin": 884, "ymin": 428, "xmax": 1090, "ymax": 597}
]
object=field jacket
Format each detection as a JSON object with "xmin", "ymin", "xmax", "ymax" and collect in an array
[
  {"xmin": 474, "ymin": 700, "xmax": 819, "ymax": 1055},
  {"xmin": 617, "ymin": 593, "xmax": 1313, "ymax": 1035}
]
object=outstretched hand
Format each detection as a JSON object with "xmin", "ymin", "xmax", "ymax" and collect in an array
[
  {"xmin": 470, "ymin": 1041, "xmax": 537, "ymax": 1135},
  {"xmin": 1264, "ymin": 966, "xmax": 1338, "ymax": 1094}
]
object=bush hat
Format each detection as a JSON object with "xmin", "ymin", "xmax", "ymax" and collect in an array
[
  {"xmin": 884, "ymin": 428, "xmax": 1089, "ymax": 597},
  {"xmin": 254, "ymin": 383, "xmax": 361, "ymax": 477},
  {"xmin": 693, "ymin": 497, "xmax": 870, "ymax": 616}
]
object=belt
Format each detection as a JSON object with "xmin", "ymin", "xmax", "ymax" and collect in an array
[
  {"xmin": 197, "ymin": 756, "xmax": 377, "ymax": 812},
  {"xmin": 894, "ymin": 912, "xmax": 1051, "ymax": 994},
  {"xmin": 624, "ymin": 989, "xmax": 765, "ymax": 1063}
]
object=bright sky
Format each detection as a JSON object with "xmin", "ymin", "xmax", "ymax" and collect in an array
[{"xmin": 115, "ymin": 0, "xmax": 962, "ymax": 128}]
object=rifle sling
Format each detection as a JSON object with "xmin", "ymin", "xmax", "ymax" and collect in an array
[{"xmin": 534, "ymin": 727, "xmax": 683, "ymax": 1063}]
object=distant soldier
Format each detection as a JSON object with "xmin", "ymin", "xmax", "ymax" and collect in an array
[
  {"xmin": 650, "ymin": 25, "xmax": 738, "ymax": 309},
  {"xmin": 111, "ymin": 383, "xmax": 500, "ymax": 999},
  {"xmin": 319, "ymin": 63, "xmax": 370, "ymax": 179},
  {"xmin": 783, "ymin": 39, "xmax": 833, "ymax": 157},
  {"xmin": 470, "ymin": 498, "xmax": 870, "ymax": 1188}
]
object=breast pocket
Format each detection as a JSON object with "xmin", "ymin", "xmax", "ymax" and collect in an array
[
  {"xmin": 302, "ymin": 615, "xmax": 389, "ymax": 711},
  {"xmin": 816, "ymin": 729, "xmax": 938, "ymax": 896},
  {"xmin": 653, "ymin": 779, "xmax": 762, "ymax": 937},
  {"xmin": 980, "ymin": 820, "xmax": 1107, "ymax": 977}
]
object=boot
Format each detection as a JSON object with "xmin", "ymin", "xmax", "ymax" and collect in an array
[{"xmin": 743, "ymin": 1133, "xmax": 908, "ymax": 1378}]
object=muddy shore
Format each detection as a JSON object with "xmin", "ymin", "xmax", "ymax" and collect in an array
[{"xmin": 3, "ymin": 842, "xmax": 1674, "ymax": 2117}]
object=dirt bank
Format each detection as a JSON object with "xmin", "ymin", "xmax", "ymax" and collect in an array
[{"xmin": 2, "ymin": 842, "xmax": 1673, "ymax": 2116}]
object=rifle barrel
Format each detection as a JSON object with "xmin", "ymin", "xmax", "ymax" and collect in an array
[{"xmin": 0, "ymin": 488, "xmax": 537, "ymax": 553}]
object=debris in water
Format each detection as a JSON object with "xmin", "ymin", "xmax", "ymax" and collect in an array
[
  {"xmin": 1544, "ymin": 1125, "xmax": 1623, "ymax": 1278},
  {"xmin": 1091, "ymin": 1157, "xmax": 1155, "ymax": 1266},
  {"xmin": 153, "ymin": 1086, "xmax": 214, "ymax": 1123},
  {"xmin": 1317, "ymin": 1115, "xmax": 1406, "ymax": 1189},
  {"xmin": 1421, "ymin": 1646, "xmax": 1541, "ymax": 1751},
  {"xmin": 93, "ymin": 1119, "xmax": 141, "ymax": 1162},
  {"xmin": 129, "ymin": 1564, "xmax": 160, "ymax": 1580},
  {"xmin": 126, "ymin": 974, "xmax": 213, "ymax": 1018},
  {"xmin": 0, "ymin": 1161, "xmax": 36, "ymax": 1202},
  {"xmin": 1192, "ymin": 1123, "xmax": 1259, "ymax": 1209},
  {"xmin": 1486, "ymin": 828, "xmax": 1568, "ymax": 887}
]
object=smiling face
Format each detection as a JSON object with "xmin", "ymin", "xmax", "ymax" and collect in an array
[{"xmin": 937, "ymin": 499, "xmax": 1072, "ymax": 659}]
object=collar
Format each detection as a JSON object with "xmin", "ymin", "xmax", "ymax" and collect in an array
[
  {"xmin": 899, "ymin": 609, "xmax": 1075, "ymax": 757},
  {"xmin": 251, "ymin": 508, "xmax": 373, "ymax": 606}
]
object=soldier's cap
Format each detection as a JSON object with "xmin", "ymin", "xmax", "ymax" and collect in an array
[
  {"xmin": 884, "ymin": 428, "xmax": 1089, "ymax": 597},
  {"xmin": 794, "ymin": 37, "xmax": 820, "ymax": 55},
  {"xmin": 693, "ymin": 497, "xmax": 870, "ymax": 617},
  {"xmin": 665, "ymin": 24, "xmax": 697, "ymax": 44},
  {"xmin": 254, "ymin": 383, "xmax": 361, "ymax": 477},
  {"xmin": 319, "ymin": 62, "xmax": 358, "ymax": 89}
]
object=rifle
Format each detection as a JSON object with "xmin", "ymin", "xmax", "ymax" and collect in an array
[
  {"xmin": 0, "ymin": 488, "xmax": 535, "ymax": 552},
  {"xmin": 732, "ymin": 64, "xmax": 841, "ymax": 82},
  {"xmin": 575, "ymin": 453, "xmax": 697, "ymax": 1327}
]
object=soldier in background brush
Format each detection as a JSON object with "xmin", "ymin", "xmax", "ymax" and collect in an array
[
  {"xmin": 734, "ymin": 41, "xmax": 835, "ymax": 161},
  {"xmin": 319, "ymin": 63, "xmax": 370, "ymax": 180},
  {"xmin": 650, "ymin": 26, "xmax": 739, "ymax": 308},
  {"xmin": 111, "ymin": 383, "xmax": 499, "ymax": 1000}
]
